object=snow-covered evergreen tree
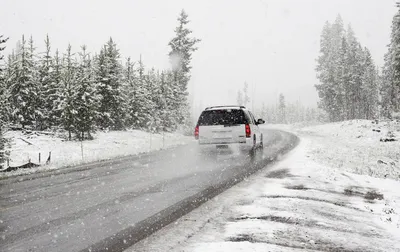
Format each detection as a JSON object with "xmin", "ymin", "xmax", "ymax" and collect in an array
[
  {"xmin": 236, "ymin": 90, "xmax": 244, "ymax": 106},
  {"xmin": 146, "ymin": 68, "xmax": 162, "ymax": 132},
  {"xmin": 243, "ymin": 82, "xmax": 250, "ymax": 107},
  {"xmin": 346, "ymin": 27, "xmax": 365, "ymax": 119},
  {"xmin": 382, "ymin": 47, "xmax": 395, "ymax": 118},
  {"xmin": 168, "ymin": 9, "xmax": 200, "ymax": 128},
  {"xmin": 1, "ymin": 53, "xmax": 14, "ymax": 125},
  {"xmin": 315, "ymin": 21, "xmax": 338, "ymax": 121},
  {"xmin": 361, "ymin": 48, "xmax": 379, "ymax": 119},
  {"xmin": 0, "ymin": 35, "xmax": 9, "ymax": 124},
  {"xmin": 278, "ymin": 93, "xmax": 286, "ymax": 123},
  {"xmin": 128, "ymin": 57, "xmax": 153, "ymax": 129},
  {"xmin": 49, "ymin": 49, "xmax": 63, "ymax": 127},
  {"xmin": 59, "ymin": 44, "xmax": 77, "ymax": 140},
  {"xmin": 73, "ymin": 45, "xmax": 98, "ymax": 139},
  {"xmin": 9, "ymin": 35, "xmax": 40, "ymax": 128},
  {"xmin": 382, "ymin": 4, "xmax": 400, "ymax": 117},
  {"xmin": 162, "ymin": 70, "xmax": 180, "ymax": 131},
  {"xmin": 124, "ymin": 57, "xmax": 137, "ymax": 128},
  {"xmin": 0, "ymin": 35, "xmax": 9, "ymax": 169},
  {"xmin": 27, "ymin": 36, "xmax": 43, "ymax": 129},
  {"xmin": 38, "ymin": 34, "xmax": 54, "ymax": 129},
  {"xmin": 158, "ymin": 71, "xmax": 172, "ymax": 132},
  {"xmin": 95, "ymin": 38, "xmax": 126, "ymax": 130}
]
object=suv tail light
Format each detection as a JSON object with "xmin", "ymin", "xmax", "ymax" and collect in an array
[
  {"xmin": 245, "ymin": 124, "xmax": 251, "ymax": 138},
  {"xmin": 195, "ymin": 125, "xmax": 199, "ymax": 140}
]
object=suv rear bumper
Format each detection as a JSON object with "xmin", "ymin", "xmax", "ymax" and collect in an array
[{"xmin": 198, "ymin": 139, "xmax": 254, "ymax": 152}]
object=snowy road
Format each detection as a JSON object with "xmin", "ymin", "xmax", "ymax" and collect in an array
[{"xmin": 0, "ymin": 129, "xmax": 297, "ymax": 252}]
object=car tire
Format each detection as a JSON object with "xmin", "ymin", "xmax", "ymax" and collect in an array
[
  {"xmin": 260, "ymin": 134, "xmax": 264, "ymax": 149},
  {"xmin": 248, "ymin": 135, "xmax": 257, "ymax": 157}
]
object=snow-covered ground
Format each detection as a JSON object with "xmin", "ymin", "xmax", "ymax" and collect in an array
[
  {"xmin": 301, "ymin": 120, "xmax": 400, "ymax": 180},
  {"xmin": 1, "ymin": 130, "xmax": 192, "ymax": 178},
  {"xmin": 129, "ymin": 120, "xmax": 400, "ymax": 252}
]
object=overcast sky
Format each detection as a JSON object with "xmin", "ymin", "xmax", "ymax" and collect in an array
[{"xmin": 1, "ymin": 0, "xmax": 397, "ymax": 114}]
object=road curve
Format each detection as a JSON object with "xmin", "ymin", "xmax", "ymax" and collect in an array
[{"xmin": 0, "ymin": 129, "xmax": 298, "ymax": 252}]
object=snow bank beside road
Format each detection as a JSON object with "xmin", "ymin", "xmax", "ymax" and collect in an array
[
  {"xmin": 1, "ymin": 130, "xmax": 192, "ymax": 178},
  {"xmin": 300, "ymin": 120, "xmax": 400, "ymax": 180}
]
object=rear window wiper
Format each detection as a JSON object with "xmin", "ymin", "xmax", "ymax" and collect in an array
[{"xmin": 224, "ymin": 124, "xmax": 241, "ymax": 127}]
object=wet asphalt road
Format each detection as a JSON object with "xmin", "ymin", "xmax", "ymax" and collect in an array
[{"xmin": 0, "ymin": 129, "xmax": 297, "ymax": 252}]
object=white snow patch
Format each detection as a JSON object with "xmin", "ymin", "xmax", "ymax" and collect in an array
[{"xmin": 1, "ymin": 130, "xmax": 192, "ymax": 178}]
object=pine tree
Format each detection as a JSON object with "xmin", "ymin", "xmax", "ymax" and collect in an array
[
  {"xmin": 0, "ymin": 35, "xmax": 9, "ymax": 169},
  {"xmin": 124, "ymin": 57, "xmax": 137, "ymax": 128},
  {"xmin": 0, "ymin": 35, "xmax": 9, "ymax": 124},
  {"xmin": 60, "ymin": 44, "xmax": 76, "ymax": 140},
  {"xmin": 316, "ymin": 21, "xmax": 339, "ymax": 121},
  {"xmin": 243, "ymin": 82, "xmax": 250, "ymax": 107},
  {"xmin": 39, "ymin": 34, "xmax": 54, "ymax": 129},
  {"xmin": 278, "ymin": 93, "xmax": 286, "ymax": 123},
  {"xmin": 236, "ymin": 90, "xmax": 244, "ymax": 106},
  {"xmin": 96, "ymin": 38, "xmax": 126, "ymax": 130},
  {"xmin": 9, "ymin": 35, "xmax": 39, "ymax": 128},
  {"xmin": 162, "ymin": 70, "xmax": 179, "ymax": 131},
  {"xmin": 158, "ymin": 71, "xmax": 170, "ymax": 132},
  {"xmin": 27, "ymin": 36, "xmax": 43, "ymax": 129},
  {"xmin": 382, "ymin": 4, "xmax": 400, "ymax": 117},
  {"xmin": 147, "ymin": 68, "xmax": 162, "ymax": 132},
  {"xmin": 382, "ymin": 48, "xmax": 394, "ymax": 118},
  {"xmin": 73, "ymin": 45, "xmax": 98, "ymax": 139},
  {"xmin": 346, "ymin": 27, "xmax": 365, "ymax": 119},
  {"xmin": 168, "ymin": 9, "xmax": 200, "ymax": 128},
  {"xmin": 361, "ymin": 48, "xmax": 379, "ymax": 119},
  {"xmin": 331, "ymin": 16, "xmax": 346, "ymax": 121},
  {"xmin": 49, "ymin": 49, "xmax": 63, "ymax": 127},
  {"xmin": 128, "ymin": 57, "xmax": 153, "ymax": 129}
]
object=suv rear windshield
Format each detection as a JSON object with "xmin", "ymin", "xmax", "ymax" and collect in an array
[{"xmin": 197, "ymin": 109, "xmax": 248, "ymax": 126}]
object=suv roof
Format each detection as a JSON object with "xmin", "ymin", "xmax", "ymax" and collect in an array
[{"xmin": 205, "ymin": 105, "xmax": 246, "ymax": 111}]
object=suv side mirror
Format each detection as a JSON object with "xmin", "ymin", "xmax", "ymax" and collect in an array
[{"xmin": 256, "ymin": 119, "xmax": 265, "ymax": 125}]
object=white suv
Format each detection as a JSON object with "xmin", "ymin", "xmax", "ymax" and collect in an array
[{"xmin": 194, "ymin": 106, "xmax": 265, "ymax": 154}]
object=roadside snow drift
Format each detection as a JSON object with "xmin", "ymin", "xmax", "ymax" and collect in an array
[
  {"xmin": 1, "ymin": 130, "xmax": 192, "ymax": 177},
  {"xmin": 301, "ymin": 120, "xmax": 400, "ymax": 180}
]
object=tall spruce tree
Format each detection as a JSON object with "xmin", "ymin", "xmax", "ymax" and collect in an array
[
  {"xmin": 124, "ymin": 57, "xmax": 137, "ymax": 128},
  {"xmin": 382, "ymin": 3, "xmax": 400, "ymax": 117},
  {"xmin": 0, "ymin": 35, "xmax": 9, "ymax": 169},
  {"xmin": 0, "ymin": 35, "xmax": 9, "ymax": 123},
  {"xmin": 49, "ymin": 49, "xmax": 63, "ymax": 127},
  {"xmin": 316, "ymin": 21, "xmax": 339, "ymax": 121},
  {"xmin": 9, "ymin": 35, "xmax": 39, "ymax": 128},
  {"xmin": 27, "ymin": 36, "xmax": 43, "ymax": 129},
  {"xmin": 73, "ymin": 45, "xmax": 98, "ymax": 139},
  {"xmin": 39, "ymin": 34, "xmax": 54, "ymax": 129},
  {"xmin": 146, "ymin": 68, "xmax": 162, "ymax": 132},
  {"xmin": 237, "ymin": 90, "xmax": 244, "ymax": 106},
  {"xmin": 278, "ymin": 93, "xmax": 286, "ymax": 123},
  {"xmin": 96, "ymin": 38, "xmax": 126, "ymax": 130},
  {"xmin": 361, "ymin": 48, "xmax": 379, "ymax": 119},
  {"xmin": 168, "ymin": 9, "xmax": 200, "ymax": 128},
  {"xmin": 129, "ymin": 57, "xmax": 153, "ymax": 129},
  {"xmin": 60, "ymin": 44, "xmax": 76, "ymax": 140}
]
